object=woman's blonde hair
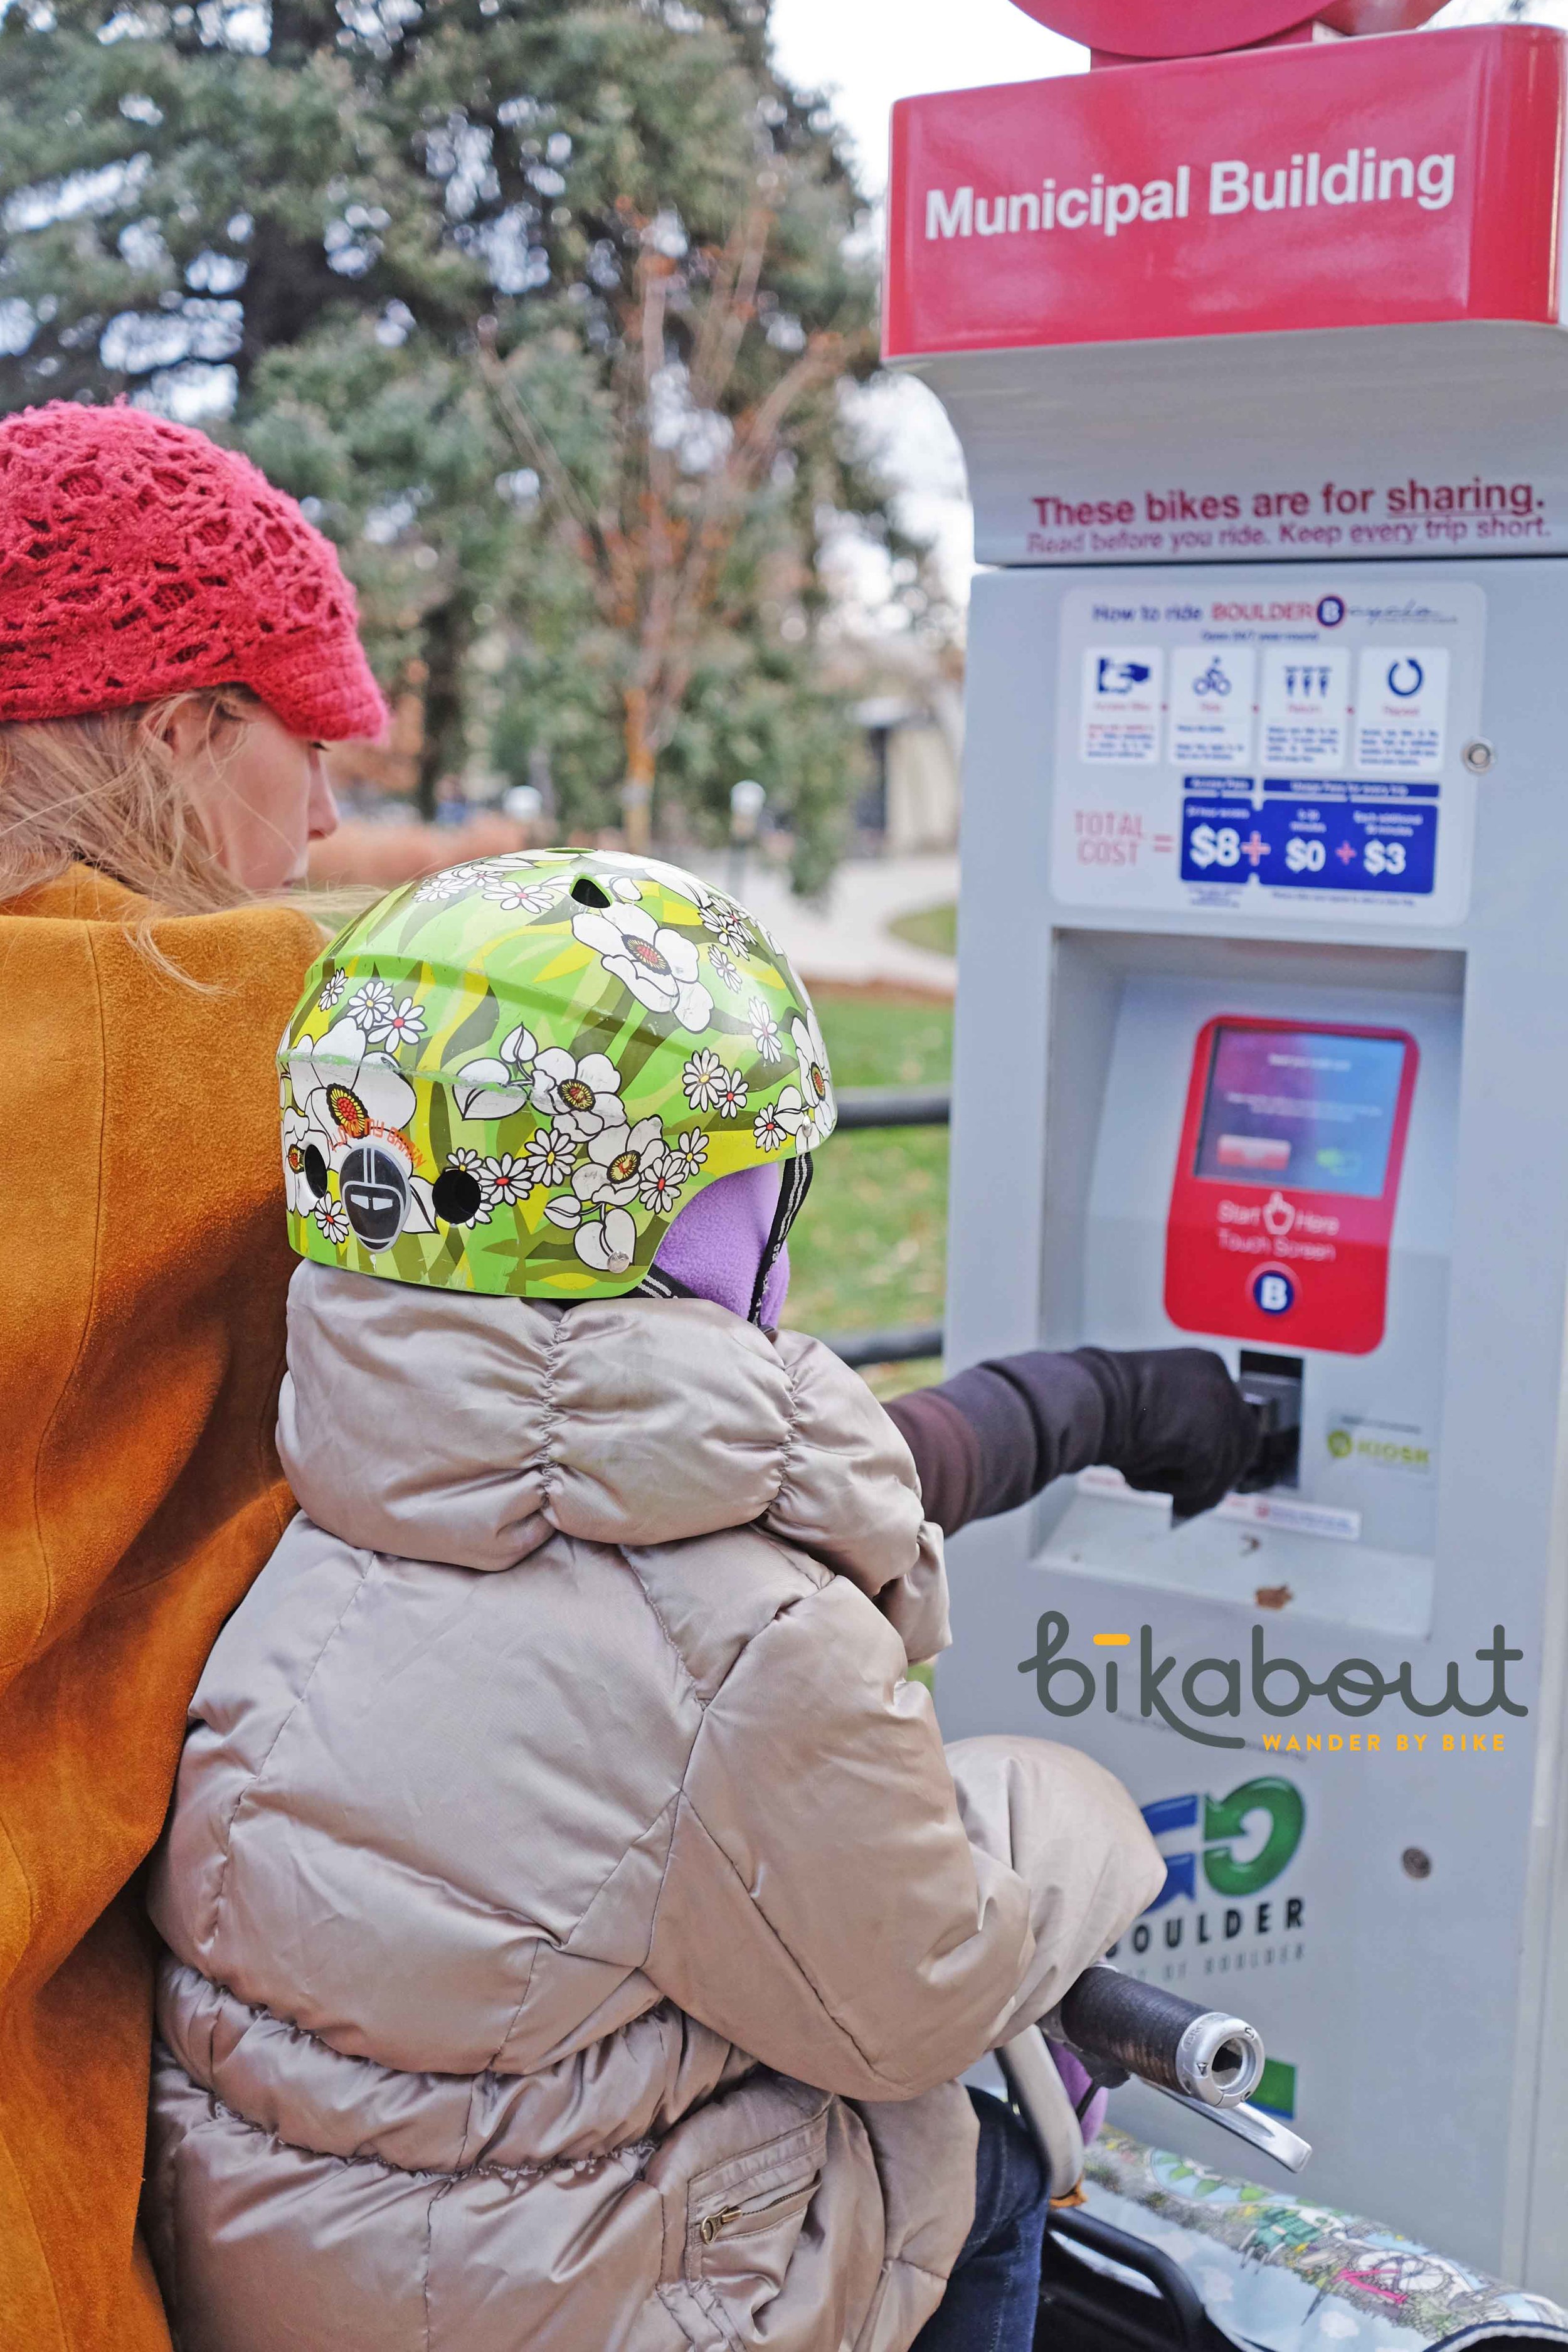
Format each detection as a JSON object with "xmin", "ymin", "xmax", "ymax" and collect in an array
[
  {"xmin": 0, "ymin": 685, "xmax": 260, "ymax": 925},
  {"xmin": 0, "ymin": 685, "xmax": 365, "ymax": 980}
]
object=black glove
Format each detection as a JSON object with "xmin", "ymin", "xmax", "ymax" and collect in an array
[{"xmin": 1071, "ymin": 1346, "xmax": 1260, "ymax": 1521}]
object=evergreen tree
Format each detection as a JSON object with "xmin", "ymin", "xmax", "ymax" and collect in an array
[{"xmin": 0, "ymin": 0, "xmax": 929, "ymax": 875}]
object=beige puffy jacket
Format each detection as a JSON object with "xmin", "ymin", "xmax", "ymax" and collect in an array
[{"xmin": 146, "ymin": 1264, "xmax": 1163, "ymax": 2352}]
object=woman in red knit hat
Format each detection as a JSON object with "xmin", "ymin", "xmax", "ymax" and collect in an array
[{"xmin": 0, "ymin": 401, "xmax": 387, "ymax": 2352}]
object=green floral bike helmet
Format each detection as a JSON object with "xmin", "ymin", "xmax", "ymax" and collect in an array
[{"xmin": 278, "ymin": 849, "xmax": 837, "ymax": 1300}]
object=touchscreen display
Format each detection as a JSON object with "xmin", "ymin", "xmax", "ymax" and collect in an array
[{"xmin": 1193, "ymin": 1027, "xmax": 1409, "ymax": 1199}]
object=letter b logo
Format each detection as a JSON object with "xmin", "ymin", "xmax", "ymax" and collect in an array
[{"xmin": 1253, "ymin": 1268, "xmax": 1295, "ymax": 1316}]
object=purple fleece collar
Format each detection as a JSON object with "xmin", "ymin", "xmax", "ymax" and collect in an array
[{"xmin": 652, "ymin": 1163, "xmax": 789, "ymax": 1327}]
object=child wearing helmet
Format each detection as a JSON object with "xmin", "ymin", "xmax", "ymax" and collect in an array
[{"xmin": 146, "ymin": 850, "xmax": 1228, "ymax": 2352}]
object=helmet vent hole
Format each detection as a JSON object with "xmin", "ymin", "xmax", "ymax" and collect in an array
[
  {"xmin": 432, "ymin": 1168, "xmax": 483, "ymax": 1226},
  {"xmin": 571, "ymin": 876, "xmax": 612, "ymax": 908}
]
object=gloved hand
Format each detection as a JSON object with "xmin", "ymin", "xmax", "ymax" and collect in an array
[{"xmin": 1071, "ymin": 1346, "xmax": 1259, "ymax": 1520}]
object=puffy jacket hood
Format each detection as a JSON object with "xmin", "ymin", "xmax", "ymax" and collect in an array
[{"xmin": 278, "ymin": 1261, "xmax": 950, "ymax": 1661}]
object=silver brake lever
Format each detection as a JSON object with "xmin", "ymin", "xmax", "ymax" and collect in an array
[{"xmin": 1148, "ymin": 2081, "xmax": 1311, "ymax": 2173}]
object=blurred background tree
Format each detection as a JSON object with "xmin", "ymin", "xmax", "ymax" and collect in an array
[{"xmin": 0, "ymin": 0, "xmax": 946, "ymax": 882}]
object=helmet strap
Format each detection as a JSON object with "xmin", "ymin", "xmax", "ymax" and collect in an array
[
  {"xmin": 634, "ymin": 1263, "xmax": 696, "ymax": 1303},
  {"xmin": 632, "ymin": 1153, "xmax": 814, "ymax": 1323},
  {"xmin": 748, "ymin": 1152, "xmax": 813, "ymax": 1327}
]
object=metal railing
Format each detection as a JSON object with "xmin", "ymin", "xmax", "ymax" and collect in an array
[
  {"xmin": 834, "ymin": 1086, "xmax": 951, "ymax": 1131},
  {"xmin": 815, "ymin": 1087, "xmax": 951, "ymax": 1370}
]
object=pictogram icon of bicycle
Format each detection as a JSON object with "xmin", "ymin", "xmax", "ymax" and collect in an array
[{"xmin": 1194, "ymin": 657, "xmax": 1232, "ymax": 696}]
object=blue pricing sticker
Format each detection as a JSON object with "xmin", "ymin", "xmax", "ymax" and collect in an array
[
  {"xmin": 1182, "ymin": 785, "xmax": 1438, "ymax": 896},
  {"xmin": 1181, "ymin": 797, "xmax": 1276, "ymax": 885}
]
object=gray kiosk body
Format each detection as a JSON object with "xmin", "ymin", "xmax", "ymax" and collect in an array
[{"xmin": 887, "ymin": 23, "xmax": 1568, "ymax": 2296}]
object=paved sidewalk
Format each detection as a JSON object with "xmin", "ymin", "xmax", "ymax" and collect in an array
[{"xmin": 686, "ymin": 850, "xmax": 959, "ymax": 994}]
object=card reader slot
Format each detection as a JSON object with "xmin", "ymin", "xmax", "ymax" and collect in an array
[{"xmin": 1236, "ymin": 1350, "xmax": 1303, "ymax": 1492}]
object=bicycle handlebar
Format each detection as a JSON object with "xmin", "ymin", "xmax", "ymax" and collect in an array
[
  {"xmin": 1051, "ymin": 1965, "xmax": 1264, "ymax": 2108},
  {"xmin": 1010, "ymin": 1963, "xmax": 1311, "ymax": 2181}
]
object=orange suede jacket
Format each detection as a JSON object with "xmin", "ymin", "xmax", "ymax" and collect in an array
[{"xmin": 0, "ymin": 868, "xmax": 319, "ymax": 2352}]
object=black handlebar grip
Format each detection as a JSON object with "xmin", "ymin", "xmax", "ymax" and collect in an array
[{"xmin": 1057, "ymin": 1967, "xmax": 1217, "ymax": 2094}]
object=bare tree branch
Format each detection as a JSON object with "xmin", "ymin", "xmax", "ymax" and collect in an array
[
  {"xmin": 473, "ymin": 204, "xmax": 865, "ymax": 844},
  {"xmin": 475, "ymin": 316, "xmax": 601, "ymax": 547}
]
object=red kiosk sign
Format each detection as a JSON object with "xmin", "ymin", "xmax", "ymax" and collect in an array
[
  {"xmin": 884, "ymin": 25, "xmax": 1567, "ymax": 361},
  {"xmin": 1163, "ymin": 1017, "xmax": 1418, "ymax": 1355}
]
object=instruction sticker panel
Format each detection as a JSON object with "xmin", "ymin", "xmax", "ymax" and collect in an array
[{"xmin": 1052, "ymin": 581, "xmax": 1484, "ymax": 927}]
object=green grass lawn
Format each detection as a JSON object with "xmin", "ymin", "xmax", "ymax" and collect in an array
[
  {"xmin": 887, "ymin": 900, "xmax": 958, "ymax": 958},
  {"xmin": 782, "ymin": 986, "xmax": 952, "ymax": 1396}
]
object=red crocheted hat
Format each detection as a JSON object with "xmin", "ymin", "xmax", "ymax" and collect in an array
[{"xmin": 0, "ymin": 402, "xmax": 388, "ymax": 741}]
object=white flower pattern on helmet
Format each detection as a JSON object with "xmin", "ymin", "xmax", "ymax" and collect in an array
[
  {"xmin": 569, "ymin": 1116, "xmax": 669, "ymax": 1210},
  {"xmin": 706, "ymin": 944, "xmax": 740, "ymax": 991},
  {"xmin": 347, "ymin": 979, "xmax": 395, "ymax": 1034},
  {"xmin": 541, "ymin": 1189, "xmax": 641, "ymax": 1274},
  {"xmin": 681, "ymin": 1049, "xmax": 726, "ymax": 1111},
  {"xmin": 715, "ymin": 1068, "xmax": 749, "ymax": 1118},
  {"xmin": 521, "ymin": 1125, "xmax": 578, "ymax": 1188},
  {"xmin": 290, "ymin": 1015, "xmax": 418, "ymax": 1145},
  {"xmin": 480, "ymin": 1155, "xmax": 530, "ymax": 1205},
  {"xmin": 638, "ymin": 1157, "xmax": 684, "ymax": 1214},
  {"xmin": 748, "ymin": 1000, "xmax": 782, "ymax": 1062},
  {"xmin": 380, "ymin": 997, "xmax": 426, "ymax": 1050},
  {"xmin": 415, "ymin": 864, "xmax": 482, "ymax": 902},
  {"xmin": 312, "ymin": 1194, "xmax": 350, "ymax": 1242},
  {"xmin": 699, "ymin": 893, "xmax": 753, "ymax": 958},
  {"xmin": 575, "ymin": 1204, "xmax": 637, "ymax": 1273},
  {"xmin": 753, "ymin": 1101, "xmax": 788, "ymax": 1151},
  {"xmin": 571, "ymin": 901, "xmax": 712, "ymax": 1030},
  {"xmin": 402, "ymin": 1174, "xmax": 440, "ymax": 1236},
  {"xmin": 482, "ymin": 873, "xmax": 567, "ymax": 914},
  {"xmin": 530, "ymin": 1047, "xmax": 622, "ymax": 1139},
  {"xmin": 453, "ymin": 1024, "xmax": 538, "ymax": 1121},
  {"xmin": 317, "ymin": 970, "xmax": 346, "ymax": 1010},
  {"xmin": 776, "ymin": 1011, "xmax": 835, "ymax": 1149},
  {"xmin": 667, "ymin": 1128, "xmax": 709, "ymax": 1184}
]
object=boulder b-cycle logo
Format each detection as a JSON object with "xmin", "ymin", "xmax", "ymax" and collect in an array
[
  {"xmin": 1109, "ymin": 1776, "xmax": 1308, "ymax": 1975},
  {"xmin": 1141, "ymin": 1775, "xmax": 1304, "ymax": 1910}
]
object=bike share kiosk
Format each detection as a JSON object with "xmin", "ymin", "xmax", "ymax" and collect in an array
[{"xmin": 887, "ymin": 2, "xmax": 1568, "ymax": 2296}]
